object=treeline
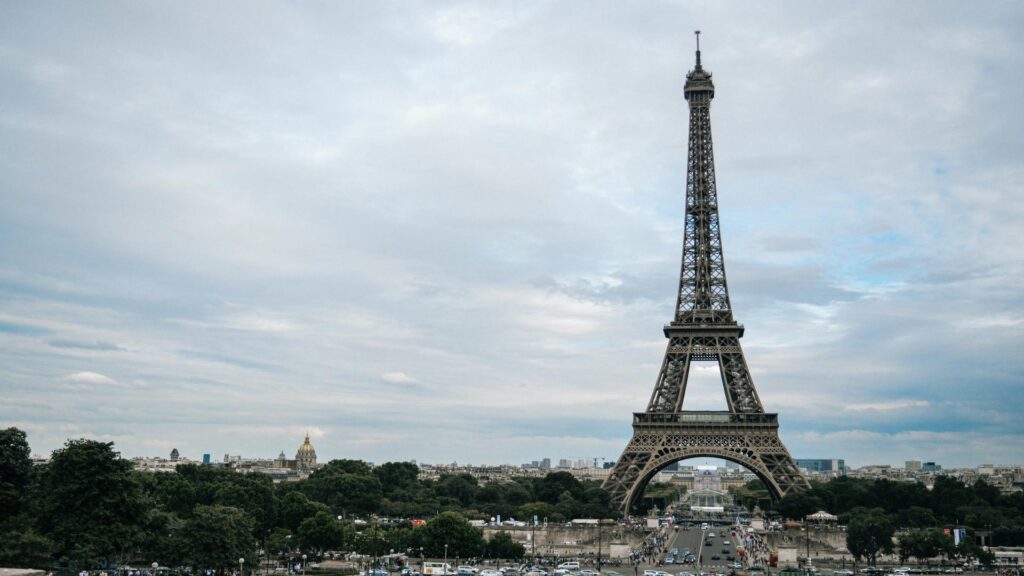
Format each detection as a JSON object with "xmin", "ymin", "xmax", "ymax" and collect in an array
[
  {"xmin": 732, "ymin": 475, "xmax": 1024, "ymax": 567},
  {"xmin": 0, "ymin": 428, "xmax": 613, "ymax": 571}
]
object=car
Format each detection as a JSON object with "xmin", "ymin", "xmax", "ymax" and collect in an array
[
  {"xmin": 368, "ymin": 571, "xmax": 389, "ymax": 576},
  {"xmin": 580, "ymin": 571, "xmax": 599, "ymax": 576},
  {"xmin": 458, "ymin": 568, "xmax": 477, "ymax": 576},
  {"xmin": 677, "ymin": 572, "xmax": 695, "ymax": 576},
  {"xmin": 833, "ymin": 572, "xmax": 853, "ymax": 576},
  {"xmin": 722, "ymin": 541, "xmax": 730, "ymax": 547},
  {"xmin": 727, "ymin": 564, "xmax": 742, "ymax": 570},
  {"xmin": 481, "ymin": 570, "xmax": 500, "ymax": 576},
  {"xmin": 725, "ymin": 557, "xmax": 734, "ymax": 562},
  {"xmin": 722, "ymin": 549, "xmax": 730, "ymax": 554},
  {"xmin": 711, "ymin": 556, "xmax": 721, "ymax": 561}
]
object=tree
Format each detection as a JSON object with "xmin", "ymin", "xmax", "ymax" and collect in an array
[
  {"xmin": 297, "ymin": 511, "xmax": 347, "ymax": 554},
  {"xmin": 266, "ymin": 528, "xmax": 295, "ymax": 557},
  {"xmin": 0, "ymin": 427, "xmax": 31, "ymax": 521},
  {"xmin": 415, "ymin": 512, "xmax": 485, "ymax": 558},
  {"xmin": 0, "ymin": 530, "xmax": 53, "ymax": 568},
  {"xmin": 375, "ymin": 462, "xmax": 420, "ymax": 495},
  {"xmin": 535, "ymin": 472, "xmax": 582, "ymax": 504},
  {"xmin": 180, "ymin": 505, "xmax": 255, "ymax": 572},
  {"xmin": 898, "ymin": 529, "xmax": 945, "ymax": 564},
  {"xmin": 776, "ymin": 490, "xmax": 827, "ymax": 521},
  {"xmin": 280, "ymin": 491, "xmax": 330, "ymax": 532},
  {"xmin": 485, "ymin": 531, "xmax": 525, "ymax": 560},
  {"xmin": 846, "ymin": 508, "xmax": 895, "ymax": 566},
  {"xmin": 39, "ymin": 439, "xmax": 146, "ymax": 568}
]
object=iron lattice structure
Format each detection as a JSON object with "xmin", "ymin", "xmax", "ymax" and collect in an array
[{"xmin": 603, "ymin": 37, "xmax": 809, "ymax": 513}]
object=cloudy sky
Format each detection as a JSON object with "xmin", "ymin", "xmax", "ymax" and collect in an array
[{"xmin": 2, "ymin": 1, "xmax": 1022, "ymax": 469}]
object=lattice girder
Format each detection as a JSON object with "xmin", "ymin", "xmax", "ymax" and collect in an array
[{"xmin": 603, "ymin": 41, "xmax": 809, "ymax": 514}]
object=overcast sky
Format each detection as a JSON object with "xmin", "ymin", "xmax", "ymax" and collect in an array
[{"xmin": 2, "ymin": 1, "xmax": 1022, "ymax": 470}]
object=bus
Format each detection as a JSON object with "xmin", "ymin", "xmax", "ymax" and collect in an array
[{"xmin": 423, "ymin": 563, "xmax": 455, "ymax": 576}]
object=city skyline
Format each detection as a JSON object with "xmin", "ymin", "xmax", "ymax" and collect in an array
[{"xmin": 2, "ymin": 2, "xmax": 1023, "ymax": 469}]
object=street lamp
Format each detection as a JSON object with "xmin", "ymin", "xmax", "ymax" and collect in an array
[
  {"xmin": 303, "ymin": 554, "xmax": 308, "ymax": 576},
  {"xmin": 152, "ymin": 562, "xmax": 158, "ymax": 576},
  {"xmin": 239, "ymin": 557, "xmax": 245, "ymax": 576},
  {"xmin": 444, "ymin": 544, "xmax": 449, "ymax": 574}
]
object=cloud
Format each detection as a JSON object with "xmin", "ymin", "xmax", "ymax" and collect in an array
[
  {"xmin": 0, "ymin": 2, "xmax": 1022, "ymax": 467},
  {"xmin": 381, "ymin": 372, "xmax": 417, "ymax": 385},
  {"xmin": 844, "ymin": 400, "xmax": 930, "ymax": 412},
  {"xmin": 63, "ymin": 371, "xmax": 118, "ymax": 386},
  {"xmin": 49, "ymin": 338, "xmax": 124, "ymax": 351}
]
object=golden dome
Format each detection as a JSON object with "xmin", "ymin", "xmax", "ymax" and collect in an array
[{"xmin": 295, "ymin": 433, "xmax": 317, "ymax": 462}]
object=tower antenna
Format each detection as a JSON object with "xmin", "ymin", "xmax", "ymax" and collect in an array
[{"xmin": 695, "ymin": 30, "xmax": 702, "ymax": 68}]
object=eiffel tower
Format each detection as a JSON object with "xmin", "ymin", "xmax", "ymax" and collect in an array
[{"xmin": 603, "ymin": 33, "xmax": 809, "ymax": 513}]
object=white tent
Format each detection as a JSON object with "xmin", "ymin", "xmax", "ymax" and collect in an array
[{"xmin": 806, "ymin": 510, "xmax": 838, "ymax": 522}]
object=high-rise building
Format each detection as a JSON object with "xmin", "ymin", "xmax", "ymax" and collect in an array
[
  {"xmin": 202, "ymin": 453, "xmax": 211, "ymax": 465},
  {"xmin": 540, "ymin": 458, "xmax": 551, "ymax": 470},
  {"xmin": 905, "ymin": 460, "xmax": 922, "ymax": 471},
  {"xmin": 921, "ymin": 461, "xmax": 942, "ymax": 472},
  {"xmin": 170, "ymin": 448, "xmax": 179, "ymax": 461},
  {"xmin": 796, "ymin": 459, "xmax": 846, "ymax": 474}
]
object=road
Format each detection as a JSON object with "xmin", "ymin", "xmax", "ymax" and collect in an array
[{"xmin": 665, "ymin": 525, "xmax": 741, "ymax": 573}]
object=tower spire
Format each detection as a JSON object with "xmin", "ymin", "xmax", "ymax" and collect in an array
[{"xmin": 694, "ymin": 30, "xmax": 702, "ymax": 69}]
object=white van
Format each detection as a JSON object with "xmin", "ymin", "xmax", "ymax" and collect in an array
[{"xmin": 558, "ymin": 563, "xmax": 580, "ymax": 571}]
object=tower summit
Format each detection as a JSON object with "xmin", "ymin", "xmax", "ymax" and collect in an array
[{"xmin": 602, "ymin": 38, "xmax": 809, "ymax": 512}]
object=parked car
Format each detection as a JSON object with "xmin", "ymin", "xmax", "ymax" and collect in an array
[
  {"xmin": 580, "ymin": 571, "xmax": 599, "ymax": 576},
  {"xmin": 481, "ymin": 570, "xmax": 500, "ymax": 576},
  {"xmin": 457, "ymin": 567, "xmax": 477, "ymax": 576}
]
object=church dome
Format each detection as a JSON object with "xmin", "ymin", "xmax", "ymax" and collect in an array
[{"xmin": 295, "ymin": 433, "xmax": 317, "ymax": 469}]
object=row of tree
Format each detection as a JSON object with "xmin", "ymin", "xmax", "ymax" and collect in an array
[
  {"xmin": 770, "ymin": 475, "xmax": 1024, "ymax": 545},
  {"xmin": 0, "ymin": 428, "xmax": 601, "ymax": 570},
  {"xmin": 730, "ymin": 476, "xmax": 1023, "ymax": 568}
]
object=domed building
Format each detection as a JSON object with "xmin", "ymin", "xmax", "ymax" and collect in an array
[{"xmin": 295, "ymin": 433, "xmax": 317, "ymax": 471}]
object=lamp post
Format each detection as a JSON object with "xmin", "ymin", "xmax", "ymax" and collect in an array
[
  {"xmin": 152, "ymin": 562, "xmax": 158, "ymax": 576},
  {"xmin": 444, "ymin": 544, "xmax": 449, "ymax": 574},
  {"xmin": 302, "ymin": 554, "xmax": 308, "ymax": 576},
  {"xmin": 239, "ymin": 557, "xmax": 245, "ymax": 576}
]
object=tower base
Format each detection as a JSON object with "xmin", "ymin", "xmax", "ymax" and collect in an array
[{"xmin": 603, "ymin": 411, "xmax": 809, "ymax": 513}]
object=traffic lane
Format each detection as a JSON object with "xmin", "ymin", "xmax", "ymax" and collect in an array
[{"xmin": 695, "ymin": 528, "xmax": 738, "ymax": 570}]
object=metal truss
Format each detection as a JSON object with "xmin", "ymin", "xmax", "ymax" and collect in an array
[{"xmin": 603, "ymin": 40, "xmax": 808, "ymax": 513}]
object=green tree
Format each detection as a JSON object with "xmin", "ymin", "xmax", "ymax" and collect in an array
[
  {"xmin": 39, "ymin": 439, "xmax": 146, "ymax": 568},
  {"xmin": 535, "ymin": 472, "xmax": 582, "ymax": 504},
  {"xmin": 375, "ymin": 462, "xmax": 420, "ymax": 495},
  {"xmin": 280, "ymin": 491, "xmax": 330, "ymax": 532},
  {"xmin": 0, "ymin": 427, "xmax": 31, "ymax": 522},
  {"xmin": 415, "ymin": 512, "xmax": 485, "ymax": 558},
  {"xmin": 180, "ymin": 505, "xmax": 255, "ymax": 572},
  {"xmin": 266, "ymin": 528, "xmax": 295, "ymax": 557},
  {"xmin": 485, "ymin": 531, "xmax": 525, "ymax": 560},
  {"xmin": 297, "ymin": 511, "xmax": 347, "ymax": 554},
  {"xmin": 0, "ymin": 530, "xmax": 53, "ymax": 568},
  {"xmin": 846, "ymin": 508, "xmax": 895, "ymax": 566},
  {"xmin": 898, "ymin": 529, "xmax": 945, "ymax": 564},
  {"xmin": 776, "ymin": 490, "xmax": 827, "ymax": 521}
]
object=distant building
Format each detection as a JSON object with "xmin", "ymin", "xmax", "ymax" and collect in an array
[
  {"xmin": 796, "ymin": 458, "xmax": 846, "ymax": 474},
  {"xmin": 558, "ymin": 459, "xmax": 572, "ymax": 469},
  {"xmin": 906, "ymin": 460, "xmax": 922, "ymax": 471},
  {"xmin": 295, "ymin": 434, "xmax": 318, "ymax": 471},
  {"xmin": 202, "ymin": 453, "xmax": 211, "ymax": 465},
  {"xmin": 540, "ymin": 458, "xmax": 551, "ymax": 470},
  {"xmin": 170, "ymin": 448, "xmax": 179, "ymax": 462},
  {"xmin": 921, "ymin": 461, "xmax": 942, "ymax": 472}
]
